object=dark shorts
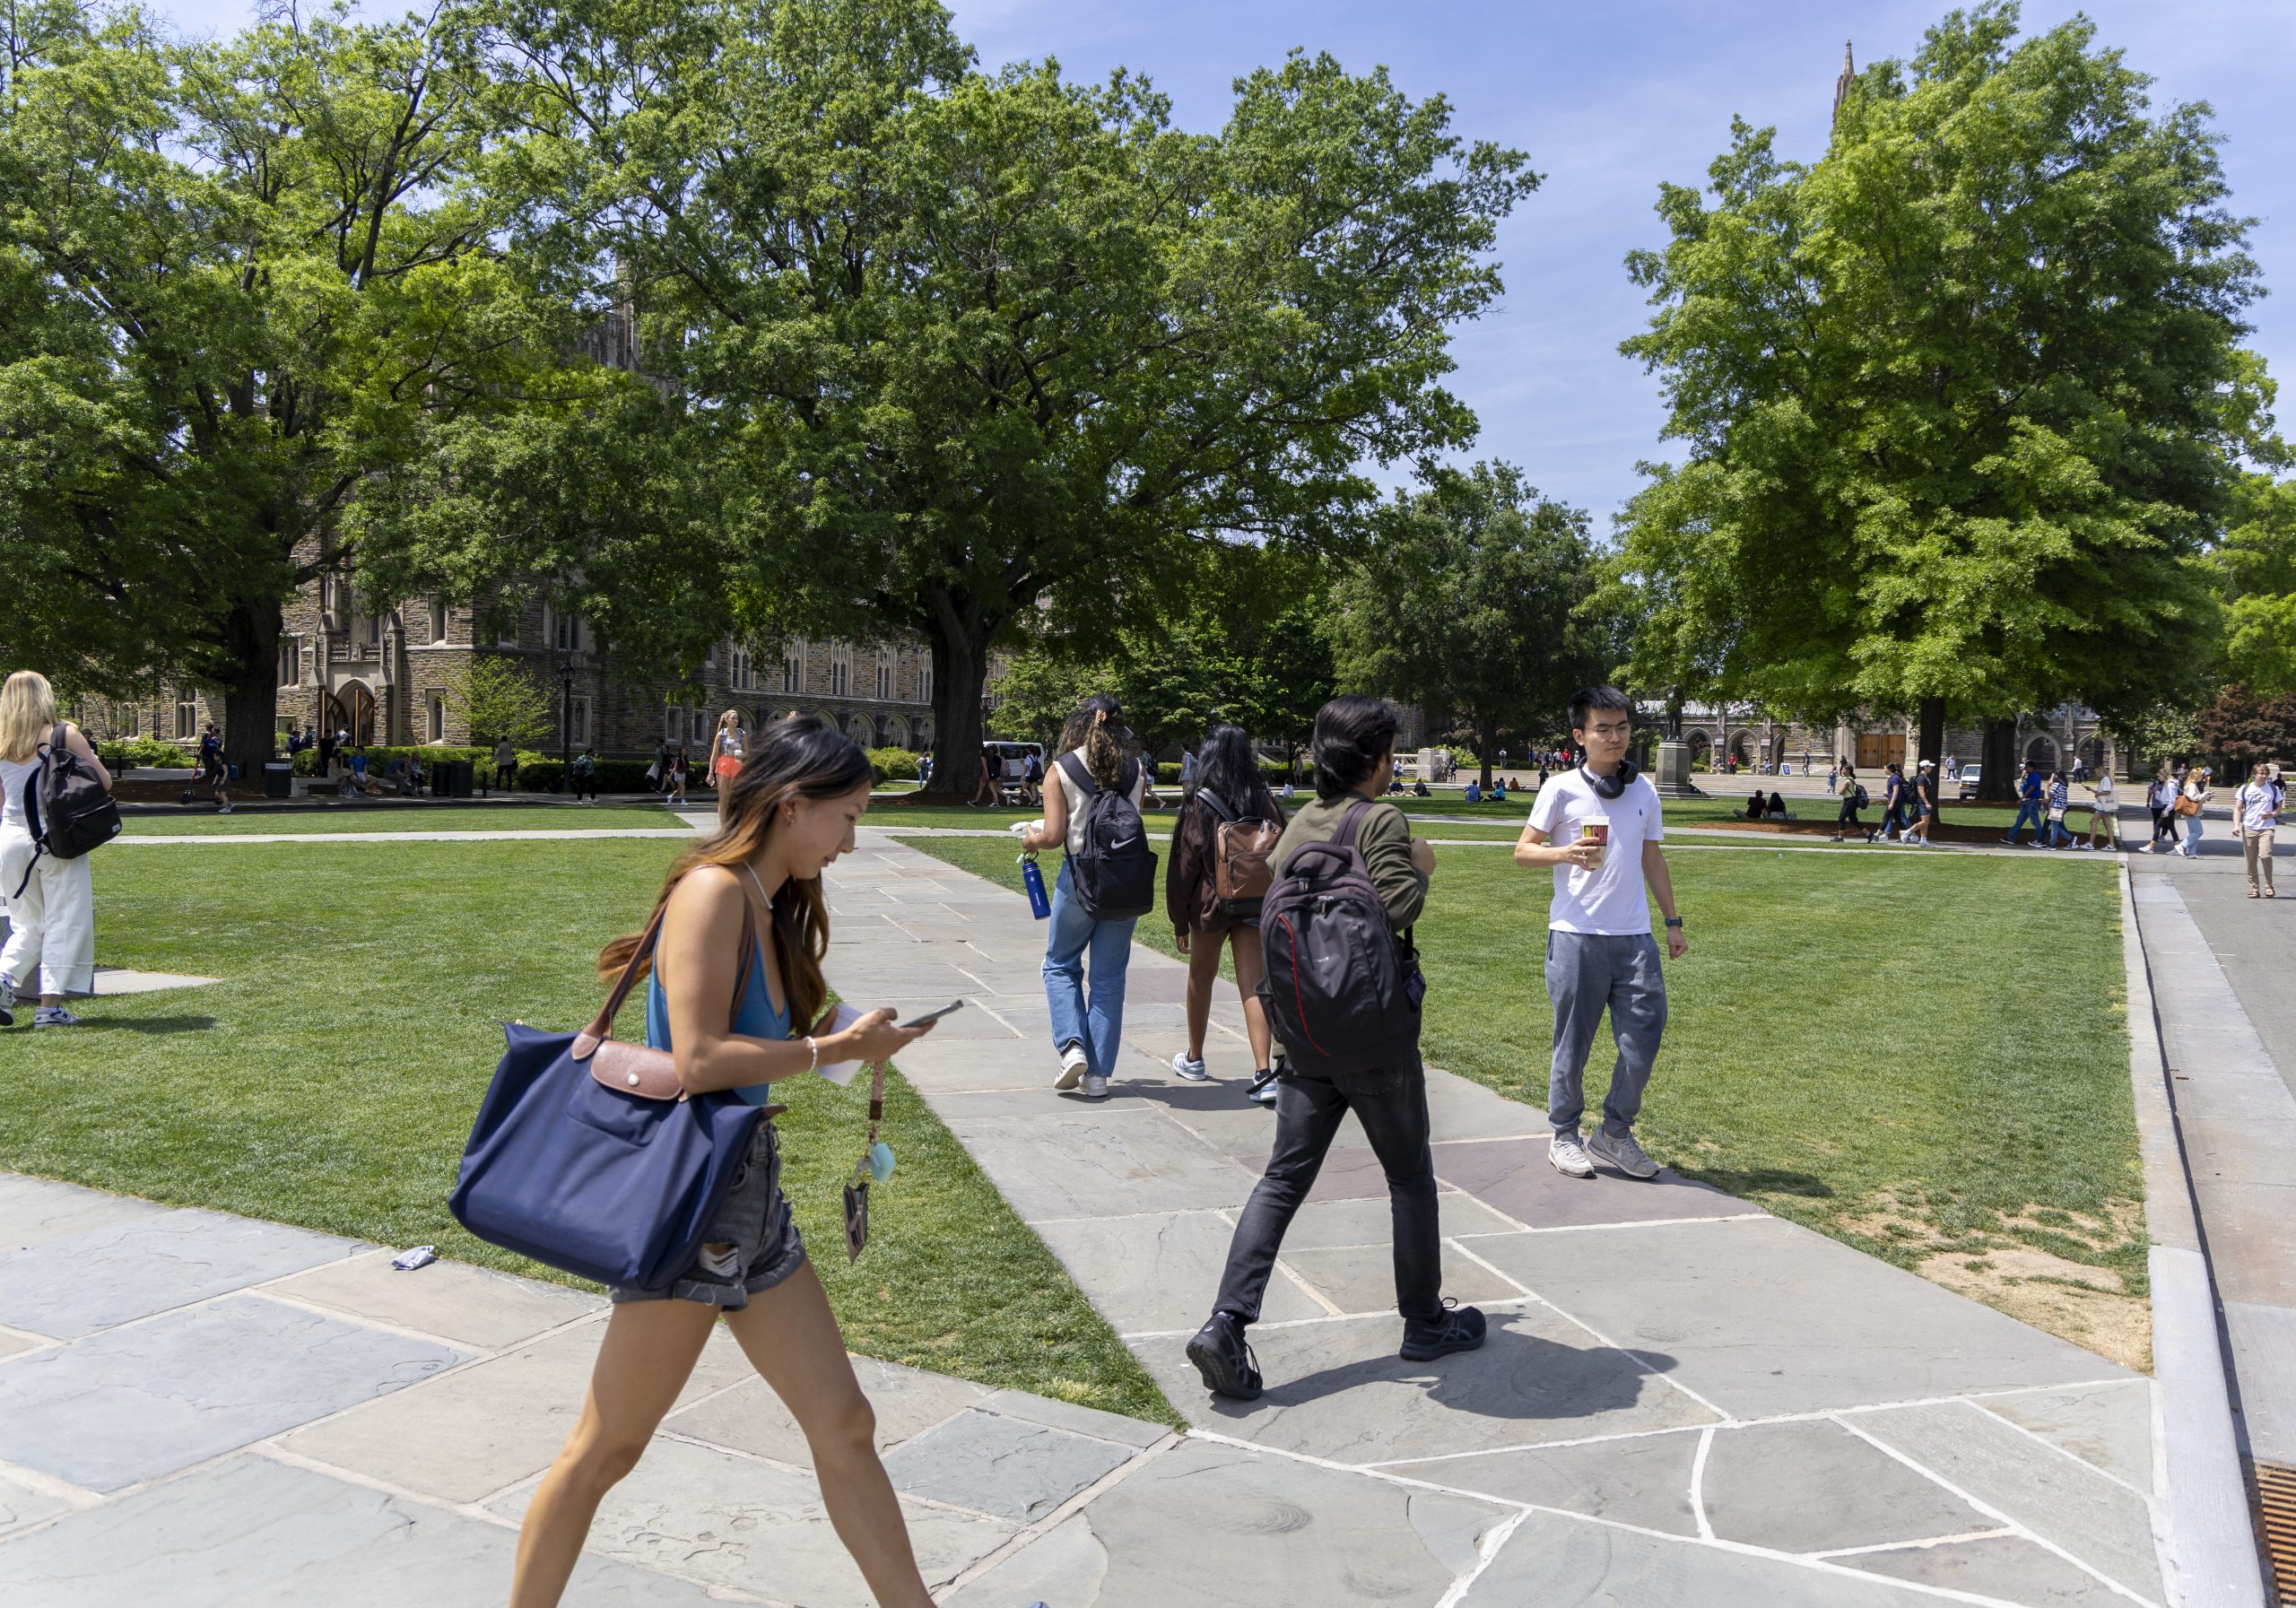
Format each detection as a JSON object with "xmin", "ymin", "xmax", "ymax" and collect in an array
[{"xmin": 609, "ymin": 1122, "xmax": 807, "ymax": 1309}]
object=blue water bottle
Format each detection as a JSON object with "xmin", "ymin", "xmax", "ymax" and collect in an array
[{"xmin": 1021, "ymin": 855, "xmax": 1050, "ymax": 919}]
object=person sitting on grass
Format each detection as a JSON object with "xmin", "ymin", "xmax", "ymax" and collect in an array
[
  {"xmin": 1491, "ymin": 778, "xmax": 1508, "ymax": 803},
  {"xmin": 1765, "ymin": 791, "xmax": 1787, "ymax": 820},
  {"xmin": 1411, "ymin": 778, "xmax": 1431, "ymax": 797},
  {"xmin": 1462, "ymin": 778, "xmax": 1483, "ymax": 804},
  {"xmin": 1744, "ymin": 790, "xmax": 1764, "ymax": 820}
]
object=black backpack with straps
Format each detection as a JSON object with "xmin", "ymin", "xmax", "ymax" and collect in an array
[
  {"xmin": 1256, "ymin": 797, "xmax": 1426, "ymax": 1077},
  {"xmin": 1057, "ymin": 752, "xmax": 1158, "ymax": 920},
  {"xmin": 14, "ymin": 724, "xmax": 122, "ymax": 897}
]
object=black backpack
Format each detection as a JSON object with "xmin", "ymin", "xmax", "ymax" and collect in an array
[
  {"xmin": 1256, "ymin": 797, "xmax": 1425, "ymax": 1076},
  {"xmin": 14, "ymin": 724, "xmax": 123, "ymax": 897},
  {"xmin": 1057, "ymin": 753, "xmax": 1157, "ymax": 919}
]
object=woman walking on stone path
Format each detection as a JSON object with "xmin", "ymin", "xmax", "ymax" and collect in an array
[
  {"xmin": 1015, "ymin": 694, "xmax": 1147, "ymax": 1100},
  {"xmin": 2238, "ymin": 763, "xmax": 2281, "ymax": 897},
  {"xmin": 510, "ymin": 716, "xmax": 944, "ymax": 1608},
  {"xmin": 2178, "ymin": 766, "xmax": 2212, "ymax": 858},
  {"xmin": 710, "ymin": 708, "xmax": 746, "ymax": 821},
  {"xmin": 0, "ymin": 671, "xmax": 109, "ymax": 1029},
  {"xmin": 1165, "ymin": 723, "xmax": 1285, "ymax": 1104}
]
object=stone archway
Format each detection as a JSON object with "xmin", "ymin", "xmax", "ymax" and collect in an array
[
  {"xmin": 879, "ymin": 713, "xmax": 909, "ymax": 750},
  {"xmin": 847, "ymin": 713, "xmax": 874, "ymax": 747},
  {"xmin": 1687, "ymin": 730, "xmax": 1711, "ymax": 765},
  {"xmin": 2024, "ymin": 734, "xmax": 2059, "ymax": 770},
  {"xmin": 322, "ymin": 682, "xmax": 378, "ymax": 747},
  {"xmin": 1727, "ymin": 730, "xmax": 1752, "ymax": 768},
  {"xmin": 2077, "ymin": 735, "xmax": 2107, "ymax": 773}
]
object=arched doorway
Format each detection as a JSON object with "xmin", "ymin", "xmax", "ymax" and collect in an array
[
  {"xmin": 1728, "ymin": 731, "xmax": 1752, "ymax": 768},
  {"xmin": 2024, "ymin": 734, "xmax": 2058, "ymax": 770},
  {"xmin": 321, "ymin": 682, "xmax": 378, "ymax": 747},
  {"xmin": 1687, "ymin": 731, "xmax": 1711, "ymax": 766},
  {"xmin": 847, "ymin": 714, "xmax": 874, "ymax": 747},
  {"xmin": 2077, "ymin": 735, "xmax": 2107, "ymax": 773}
]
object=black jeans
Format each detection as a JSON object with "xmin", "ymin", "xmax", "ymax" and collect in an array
[{"xmin": 1214, "ymin": 1056, "xmax": 1443, "ymax": 1326}]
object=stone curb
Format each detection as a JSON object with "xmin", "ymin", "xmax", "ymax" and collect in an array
[{"xmin": 2121, "ymin": 863, "xmax": 2269, "ymax": 1608}]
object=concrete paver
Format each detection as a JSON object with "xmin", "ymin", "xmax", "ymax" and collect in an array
[
  {"xmin": 1700, "ymin": 1418, "xmax": 1994, "ymax": 1552},
  {"xmin": 881, "ymin": 1408, "xmax": 1136, "ymax": 1521},
  {"xmin": 0, "ymin": 1207, "xmax": 361, "ymax": 1339}
]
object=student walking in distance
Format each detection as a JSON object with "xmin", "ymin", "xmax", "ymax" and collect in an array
[
  {"xmin": 1832, "ymin": 764, "xmax": 1865, "ymax": 842},
  {"xmin": 197, "ymin": 723, "xmax": 231, "ymax": 813},
  {"xmin": 711, "ymin": 710, "xmax": 746, "ymax": 821},
  {"xmin": 1164, "ymin": 724, "xmax": 1285, "ymax": 1102},
  {"xmin": 2005, "ymin": 761, "xmax": 2046, "ymax": 847},
  {"xmin": 1515, "ymin": 686, "xmax": 1687, "ymax": 1183},
  {"xmin": 1015, "ymin": 696, "xmax": 1152, "ymax": 1100},
  {"xmin": 493, "ymin": 735, "xmax": 518, "ymax": 793},
  {"xmin": 1187, "ymin": 696, "xmax": 1483, "ymax": 1401},
  {"xmin": 2142, "ymin": 766, "xmax": 2178, "ymax": 853},
  {"xmin": 2087, "ymin": 769, "xmax": 2120, "ymax": 852},
  {"xmin": 509, "ymin": 717, "xmax": 947, "ymax": 1608},
  {"xmin": 2239, "ymin": 763, "xmax": 2281, "ymax": 897},
  {"xmin": 0, "ymin": 672, "xmax": 110, "ymax": 1029},
  {"xmin": 1908, "ymin": 759, "xmax": 1939, "ymax": 847},
  {"xmin": 2045, "ymin": 770, "xmax": 2076, "ymax": 849},
  {"xmin": 2179, "ymin": 766, "xmax": 2212, "ymax": 858}
]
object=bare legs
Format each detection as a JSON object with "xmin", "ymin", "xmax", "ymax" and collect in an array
[
  {"xmin": 1181, "ymin": 925, "xmax": 1274, "ymax": 1073},
  {"xmin": 509, "ymin": 1263, "xmax": 930, "ymax": 1608}
]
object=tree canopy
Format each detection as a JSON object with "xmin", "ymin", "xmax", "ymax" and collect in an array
[
  {"xmin": 417, "ymin": 0, "xmax": 1536, "ymax": 797},
  {"xmin": 0, "ymin": 0, "xmax": 558, "ymax": 770},
  {"xmin": 1607, "ymin": 3, "xmax": 2263, "ymax": 794},
  {"xmin": 1330, "ymin": 463, "xmax": 1610, "ymax": 787}
]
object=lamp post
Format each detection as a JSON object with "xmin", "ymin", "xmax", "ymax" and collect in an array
[{"xmin": 557, "ymin": 658, "xmax": 574, "ymax": 784}]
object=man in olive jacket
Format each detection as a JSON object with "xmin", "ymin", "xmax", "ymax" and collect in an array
[{"xmin": 1185, "ymin": 695, "xmax": 1487, "ymax": 1402}]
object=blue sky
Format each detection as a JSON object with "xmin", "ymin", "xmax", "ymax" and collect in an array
[{"xmin": 155, "ymin": 0, "xmax": 2293, "ymax": 526}]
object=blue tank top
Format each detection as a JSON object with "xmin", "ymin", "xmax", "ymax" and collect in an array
[{"xmin": 642, "ymin": 940, "xmax": 790, "ymax": 1107}]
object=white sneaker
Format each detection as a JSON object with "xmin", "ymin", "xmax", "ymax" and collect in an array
[
  {"xmin": 1054, "ymin": 1045, "xmax": 1089, "ymax": 1091},
  {"xmin": 1586, "ymin": 1128, "xmax": 1661, "ymax": 1179},
  {"xmin": 1081, "ymin": 1073, "xmax": 1109, "ymax": 1099},
  {"xmin": 1549, "ymin": 1134, "xmax": 1596, "ymax": 1178},
  {"xmin": 1171, "ymin": 1051, "xmax": 1209, "ymax": 1082}
]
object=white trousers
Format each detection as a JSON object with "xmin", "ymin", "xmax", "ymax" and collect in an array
[{"xmin": 0, "ymin": 822, "xmax": 95, "ymax": 998}]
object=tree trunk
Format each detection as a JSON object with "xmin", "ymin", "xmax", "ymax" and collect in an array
[
  {"xmin": 1917, "ymin": 695, "xmax": 1947, "ymax": 821},
  {"xmin": 1478, "ymin": 724, "xmax": 1494, "ymax": 790},
  {"xmin": 918, "ymin": 593, "xmax": 996, "ymax": 806},
  {"xmin": 219, "ymin": 595, "xmax": 283, "ymax": 781},
  {"xmin": 1979, "ymin": 717, "xmax": 2018, "ymax": 801}
]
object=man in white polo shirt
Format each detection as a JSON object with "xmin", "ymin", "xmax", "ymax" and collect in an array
[{"xmin": 1514, "ymin": 685, "xmax": 1688, "ymax": 1181}]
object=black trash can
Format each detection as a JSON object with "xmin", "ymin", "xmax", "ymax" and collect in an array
[
  {"xmin": 263, "ymin": 761, "xmax": 293, "ymax": 799},
  {"xmin": 435, "ymin": 758, "xmax": 474, "ymax": 798}
]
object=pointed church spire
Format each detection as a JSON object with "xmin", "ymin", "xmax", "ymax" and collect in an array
[{"xmin": 1832, "ymin": 41, "xmax": 1856, "ymax": 127}]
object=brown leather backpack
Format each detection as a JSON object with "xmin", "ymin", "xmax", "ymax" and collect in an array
[{"xmin": 1198, "ymin": 787, "xmax": 1281, "ymax": 917}]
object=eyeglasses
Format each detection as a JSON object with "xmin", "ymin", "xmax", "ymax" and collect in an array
[{"xmin": 1584, "ymin": 722, "xmax": 1632, "ymax": 739}]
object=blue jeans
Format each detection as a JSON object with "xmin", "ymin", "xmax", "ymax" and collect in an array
[
  {"xmin": 2006, "ymin": 801, "xmax": 2044, "ymax": 843},
  {"xmin": 1042, "ymin": 858, "xmax": 1136, "ymax": 1076},
  {"xmin": 2047, "ymin": 813, "xmax": 2074, "ymax": 847},
  {"xmin": 2182, "ymin": 816, "xmax": 2205, "ymax": 857}
]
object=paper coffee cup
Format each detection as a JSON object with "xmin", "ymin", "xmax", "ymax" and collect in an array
[{"xmin": 1579, "ymin": 821, "xmax": 1609, "ymax": 866}]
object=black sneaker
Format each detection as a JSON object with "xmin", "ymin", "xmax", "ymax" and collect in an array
[
  {"xmin": 1186, "ymin": 1311, "xmax": 1264, "ymax": 1401},
  {"xmin": 1400, "ymin": 1300, "xmax": 1488, "ymax": 1362}
]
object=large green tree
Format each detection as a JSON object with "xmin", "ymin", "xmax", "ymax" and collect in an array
[
  {"xmin": 1331, "ymin": 462, "xmax": 1610, "ymax": 788},
  {"xmin": 2218, "ymin": 469, "xmax": 2296, "ymax": 697},
  {"xmin": 0, "ymin": 0, "xmax": 554, "ymax": 773},
  {"xmin": 452, "ymin": 0, "xmax": 1533, "ymax": 798},
  {"xmin": 1608, "ymin": 4, "xmax": 2260, "ymax": 798}
]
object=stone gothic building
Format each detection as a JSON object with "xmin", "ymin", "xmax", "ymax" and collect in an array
[
  {"xmin": 85, "ymin": 581, "xmax": 947, "ymax": 762},
  {"xmin": 1667, "ymin": 703, "xmax": 2121, "ymax": 778}
]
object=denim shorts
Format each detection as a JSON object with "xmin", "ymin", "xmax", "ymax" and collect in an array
[{"xmin": 609, "ymin": 1122, "xmax": 807, "ymax": 1309}]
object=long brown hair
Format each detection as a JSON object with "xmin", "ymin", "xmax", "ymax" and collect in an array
[
  {"xmin": 1057, "ymin": 693, "xmax": 1131, "ymax": 787},
  {"xmin": 598, "ymin": 714, "xmax": 872, "ymax": 1029}
]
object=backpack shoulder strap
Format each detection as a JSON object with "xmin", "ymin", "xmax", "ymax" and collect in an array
[
  {"xmin": 1056, "ymin": 751, "xmax": 1098, "ymax": 797},
  {"xmin": 1196, "ymin": 787, "xmax": 1235, "ymax": 823},
  {"xmin": 1333, "ymin": 795, "xmax": 1379, "ymax": 848}
]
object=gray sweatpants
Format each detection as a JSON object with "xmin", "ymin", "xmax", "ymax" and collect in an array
[{"xmin": 1545, "ymin": 930, "xmax": 1667, "ymax": 1140}]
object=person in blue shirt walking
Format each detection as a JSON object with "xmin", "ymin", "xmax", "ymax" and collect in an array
[
  {"xmin": 511, "ymin": 716, "xmax": 944, "ymax": 1608},
  {"xmin": 2004, "ymin": 762, "xmax": 2047, "ymax": 847}
]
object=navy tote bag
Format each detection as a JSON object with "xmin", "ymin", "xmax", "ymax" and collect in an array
[{"xmin": 450, "ymin": 892, "xmax": 772, "ymax": 1291}]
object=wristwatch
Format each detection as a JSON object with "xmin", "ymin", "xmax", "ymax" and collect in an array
[{"xmin": 1664, "ymin": 917, "xmax": 1684, "ymax": 929}]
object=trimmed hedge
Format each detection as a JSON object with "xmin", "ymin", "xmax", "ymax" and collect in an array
[
  {"xmin": 96, "ymin": 736, "xmax": 193, "ymax": 769},
  {"xmin": 866, "ymin": 746, "xmax": 921, "ymax": 784}
]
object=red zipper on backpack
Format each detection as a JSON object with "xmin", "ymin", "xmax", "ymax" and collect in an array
[{"xmin": 1271, "ymin": 912, "xmax": 1328, "ymax": 1056}]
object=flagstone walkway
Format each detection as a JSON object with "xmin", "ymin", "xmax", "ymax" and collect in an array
[
  {"xmin": 0, "ymin": 823, "xmax": 2179, "ymax": 1606},
  {"xmin": 828, "ymin": 830, "xmax": 2171, "ymax": 1608}
]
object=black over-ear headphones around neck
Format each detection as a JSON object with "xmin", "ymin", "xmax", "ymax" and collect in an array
[{"xmin": 1580, "ymin": 759, "xmax": 1638, "ymax": 800}]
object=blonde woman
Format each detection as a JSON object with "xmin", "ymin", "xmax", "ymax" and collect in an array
[
  {"xmin": 0, "ymin": 672, "xmax": 110, "ymax": 1028},
  {"xmin": 2179, "ymin": 766, "xmax": 2213, "ymax": 859},
  {"xmin": 710, "ymin": 708, "xmax": 746, "ymax": 821}
]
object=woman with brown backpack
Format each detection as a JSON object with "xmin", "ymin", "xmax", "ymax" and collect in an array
[{"xmin": 1164, "ymin": 724, "xmax": 1284, "ymax": 1105}]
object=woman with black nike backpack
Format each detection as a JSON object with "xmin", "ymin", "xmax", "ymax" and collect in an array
[
  {"xmin": 1014, "ymin": 695, "xmax": 1153, "ymax": 1101},
  {"xmin": 1164, "ymin": 723, "xmax": 1284, "ymax": 1104}
]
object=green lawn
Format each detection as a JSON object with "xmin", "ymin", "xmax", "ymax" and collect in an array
[
  {"xmin": 902, "ymin": 831, "xmax": 2144, "ymax": 1345},
  {"xmin": 4, "ymin": 840, "xmax": 1174, "ymax": 1424},
  {"xmin": 124, "ymin": 804, "xmax": 689, "ymax": 836}
]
